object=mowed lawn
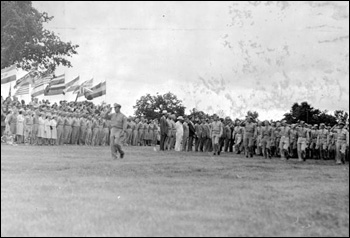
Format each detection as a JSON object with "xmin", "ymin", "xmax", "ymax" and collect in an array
[{"xmin": 1, "ymin": 145, "xmax": 349, "ymax": 237}]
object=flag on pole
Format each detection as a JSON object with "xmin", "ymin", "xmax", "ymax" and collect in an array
[
  {"xmin": 48, "ymin": 74, "xmax": 65, "ymax": 86},
  {"xmin": 85, "ymin": 81, "xmax": 106, "ymax": 100},
  {"xmin": 74, "ymin": 78, "xmax": 94, "ymax": 97},
  {"xmin": 14, "ymin": 83, "xmax": 30, "ymax": 96},
  {"xmin": 44, "ymin": 74, "xmax": 66, "ymax": 96},
  {"xmin": 1, "ymin": 65, "xmax": 17, "ymax": 84},
  {"xmin": 31, "ymin": 75, "xmax": 53, "ymax": 98},
  {"xmin": 14, "ymin": 71, "xmax": 35, "ymax": 89},
  {"xmin": 64, "ymin": 76, "xmax": 80, "ymax": 94}
]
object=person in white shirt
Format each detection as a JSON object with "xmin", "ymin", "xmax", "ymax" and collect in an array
[
  {"xmin": 44, "ymin": 113, "xmax": 52, "ymax": 145},
  {"xmin": 50, "ymin": 114, "xmax": 58, "ymax": 145},
  {"xmin": 175, "ymin": 116, "xmax": 184, "ymax": 151},
  {"xmin": 16, "ymin": 109, "xmax": 25, "ymax": 144}
]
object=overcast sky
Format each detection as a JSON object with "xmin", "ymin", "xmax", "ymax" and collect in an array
[{"xmin": 2, "ymin": 1, "xmax": 349, "ymax": 119}]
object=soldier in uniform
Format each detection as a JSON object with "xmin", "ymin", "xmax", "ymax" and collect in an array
[
  {"xmin": 210, "ymin": 114, "xmax": 223, "ymax": 156},
  {"xmin": 187, "ymin": 117, "xmax": 196, "ymax": 152},
  {"xmin": 50, "ymin": 114, "xmax": 58, "ymax": 145},
  {"xmin": 255, "ymin": 121, "xmax": 263, "ymax": 156},
  {"xmin": 233, "ymin": 120, "xmax": 243, "ymax": 154},
  {"xmin": 182, "ymin": 117, "xmax": 189, "ymax": 151},
  {"xmin": 194, "ymin": 118, "xmax": 202, "ymax": 152},
  {"xmin": 79, "ymin": 114, "xmax": 87, "ymax": 146},
  {"xmin": 170, "ymin": 115, "xmax": 177, "ymax": 150},
  {"xmin": 64, "ymin": 113, "xmax": 73, "ymax": 145},
  {"xmin": 297, "ymin": 121, "xmax": 308, "ymax": 161},
  {"xmin": 85, "ymin": 115, "xmax": 93, "ymax": 146},
  {"xmin": 333, "ymin": 122, "xmax": 349, "ymax": 164},
  {"xmin": 317, "ymin": 123, "xmax": 329, "ymax": 160},
  {"xmin": 243, "ymin": 116, "xmax": 256, "ymax": 158},
  {"xmin": 16, "ymin": 109, "xmax": 25, "ymax": 144},
  {"xmin": 223, "ymin": 119, "xmax": 231, "ymax": 153},
  {"xmin": 24, "ymin": 110, "xmax": 33, "ymax": 145},
  {"xmin": 133, "ymin": 118, "xmax": 140, "ymax": 146},
  {"xmin": 71, "ymin": 113, "xmax": 80, "ymax": 145},
  {"xmin": 159, "ymin": 111, "xmax": 168, "ymax": 150},
  {"xmin": 261, "ymin": 120, "xmax": 273, "ymax": 159},
  {"xmin": 103, "ymin": 103, "xmax": 127, "ymax": 159},
  {"xmin": 32, "ymin": 110, "xmax": 40, "ymax": 145},
  {"xmin": 309, "ymin": 125, "xmax": 319, "ymax": 159},
  {"xmin": 101, "ymin": 118, "xmax": 110, "ymax": 146},
  {"xmin": 56, "ymin": 112, "xmax": 65, "ymax": 145},
  {"xmin": 279, "ymin": 120, "xmax": 291, "ymax": 160},
  {"xmin": 138, "ymin": 117, "xmax": 145, "ymax": 146},
  {"xmin": 289, "ymin": 124, "xmax": 298, "ymax": 158}
]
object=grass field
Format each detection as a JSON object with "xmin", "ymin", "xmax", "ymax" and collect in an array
[{"xmin": 1, "ymin": 144, "xmax": 349, "ymax": 237}]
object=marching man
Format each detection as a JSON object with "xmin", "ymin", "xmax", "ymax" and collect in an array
[
  {"xmin": 210, "ymin": 114, "xmax": 223, "ymax": 156},
  {"xmin": 103, "ymin": 103, "xmax": 127, "ymax": 160}
]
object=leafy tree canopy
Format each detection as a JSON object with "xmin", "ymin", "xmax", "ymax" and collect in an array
[
  {"xmin": 133, "ymin": 92, "xmax": 185, "ymax": 120},
  {"xmin": 283, "ymin": 101, "xmax": 338, "ymax": 126},
  {"xmin": 1, "ymin": 1, "xmax": 79, "ymax": 73}
]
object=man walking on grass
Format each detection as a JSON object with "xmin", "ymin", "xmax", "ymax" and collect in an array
[
  {"xmin": 103, "ymin": 103, "xmax": 127, "ymax": 160},
  {"xmin": 211, "ymin": 114, "xmax": 223, "ymax": 156}
]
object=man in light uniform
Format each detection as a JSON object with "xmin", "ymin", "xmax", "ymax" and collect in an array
[
  {"xmin": 243, "ymin": 116, "xmax": 256, "ymax": 158},
  {"xmin": 79, "ymin": 114, "xmax": 87, "ymax": 146},
  {"xmin": 333, "ymin": 122, "xmax": 349, "ymax": 164},
  {"xmin": 71, "ymin": 113, "xmax": 80, "ymax": 145},
  {"xmin": 104, "ymin": 103, "xmax": 127, "ymax": 159},
  {"xmin": 289, "ymin": 124, "xmax": 298, "ymax": 158},
  {"xmin": 309, "ymin": 125, "xmax": 319, "ymax": 159},
  {"xmin": 233, "ymin": 120, "xmax": 243, "ymax": 154},
  {"xmin": 56, "ymin": 112, "xmax": 65, "ymax": 145},
  {"xmin": 64, "ymin": 113, "xmax": 73, "ymax": 145},
  {"xmin": 24, "ymin": 110, "xmax": 33, "ymax": 145},
  {"xmin": 255, "ymin": 121, "xmax": 263, "ymax": 156},
  {"xmin": 297, "ymin": 121, "xmax": 308, "ymax": 161},
  {"xmin": 261, "ymin": 120, "xmax": 273, "ymax": 159},
  {"xmin": 210, "ymin": 114, "xmax": 223, "ymax": 156},
  {"xmin": 279, "ymin": 120, "xmax": 291, "ymax": 160},
  {"xmin": 133, "ymin": 118, "xmax": 140, "ymax": 146},
  {"xmin": 317, "ymin": 123, "xmax": 329, "ymax": 160}
]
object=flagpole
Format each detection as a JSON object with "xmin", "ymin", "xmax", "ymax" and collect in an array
[
  {"xmin": 9, "ymin": 83, "xmax": 12, "ymax": 97},
  {"xmin": 75, "ymin": 91, "xmax": 79, "ymax": 102}
]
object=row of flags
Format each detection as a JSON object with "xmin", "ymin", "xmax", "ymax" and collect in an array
[{"xmin": 1, "ymin": 65, "xmax": 106, "ymax": 101}]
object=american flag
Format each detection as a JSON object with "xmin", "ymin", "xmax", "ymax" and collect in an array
[
  {"xmin": 44, "ymin": 74, "xmax": 66, "ymax": 96},
  {"xmin": 14, "ymin": 83, "xmax": 29, "ymax": 96},
  {"xmin": 31, "ymin": 74, "xmax": 53, "ymax": 98}
]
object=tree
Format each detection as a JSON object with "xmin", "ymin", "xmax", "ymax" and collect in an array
[
  {"xmin": 283, "ymin": 102, "xmax": 337, "ymax": 126},
  {"xmin": 187, "ymin": 108, "xmax": 209, "ymax": 120},
  {"xmin": 133, "ymin": 92, "xmax": 185, "ymax": 120},
  {"xmin": 1, "ymin": 1, "xmax": 79, "ymax": 73},
  {"xmin": 334, "ymin": 110, "xmax": 349, "ymax": 124},
  {"xmin": 317, "ymin": 111, "xmax": 337, "ymax": 126},
  {"xmin": 246, "ymin": 110, "xmax": 259, "ymax": 121}
]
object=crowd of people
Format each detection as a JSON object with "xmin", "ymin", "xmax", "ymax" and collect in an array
[
  {"xmin": 159, "ymin": 111, "xmax": 349, "ymax": 165},
  {"xmin": 1, "ymin": 95, "xmax": 349, "ymax": 164},
  {"xmin": 0, "ymin": 96, "xmax": 160, "ymax": 148}
]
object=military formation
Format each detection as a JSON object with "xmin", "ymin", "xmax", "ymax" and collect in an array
[
  {"xmin": 1, "ymin": 97, "xmax": 349, "ymax": 164},
  {"xmin": 159, "ymin": 111, "xmax": 349, "ymax": 165}
]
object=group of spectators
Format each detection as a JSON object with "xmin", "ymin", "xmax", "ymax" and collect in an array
[{"xmin": 1, "ymin": 96, "xmax": 160, "ymax": 147}]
